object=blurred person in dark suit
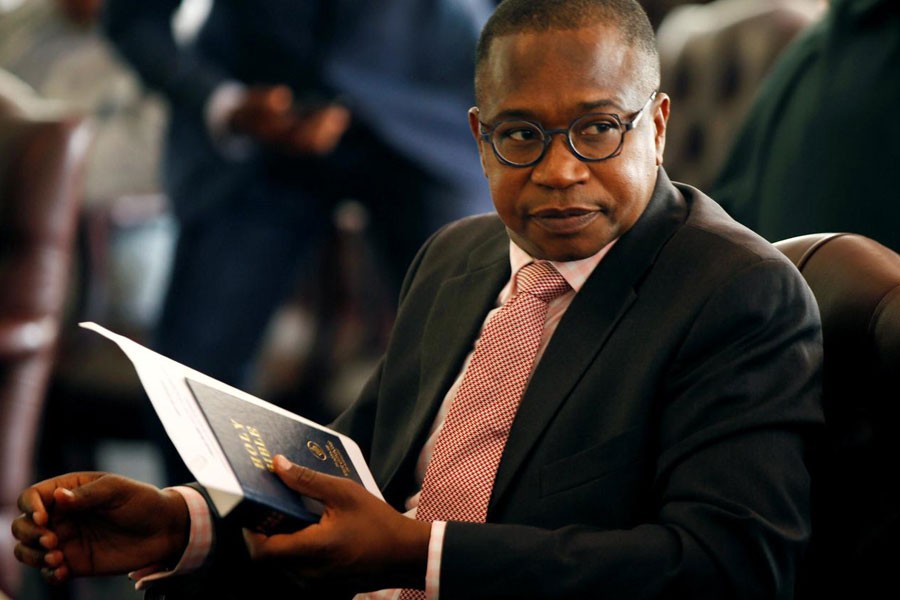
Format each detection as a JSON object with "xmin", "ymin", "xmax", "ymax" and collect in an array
[
  {"xmin": 656, "ymin": 0, "xmax": 823, "ymax": 191},
  {"xmin": 100, "ymin": 0, "xmax": 495, "ymax": 481},
  {"xmin": 713, "ymin": 0, "xmax": 900, "ymax": 251}
]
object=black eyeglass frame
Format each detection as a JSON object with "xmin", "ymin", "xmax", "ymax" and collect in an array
[{"xmin": 477, "ymin": 92, "xmax": 658, "ymax": 168}]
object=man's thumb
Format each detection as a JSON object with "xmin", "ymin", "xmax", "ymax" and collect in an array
[
  {"xmin": 52, "ymin": 487, "xmax": 79, "ymax": 510},
  {"xmin": 53, "ymin": 480, "xmax": 109, "ymax": 512},
  {"xmin": 273, "ymin": 455, "xmax": 336, "ymax": 502}
]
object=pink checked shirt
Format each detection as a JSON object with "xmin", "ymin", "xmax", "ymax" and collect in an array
[{"xmin": 136, "ymin": 239, "xmax": 611, "ymax": 599}]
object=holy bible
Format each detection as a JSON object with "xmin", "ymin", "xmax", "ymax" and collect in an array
[{"xmin": 79, "ymin": 322, "xmax": 382, "ymax": 534}]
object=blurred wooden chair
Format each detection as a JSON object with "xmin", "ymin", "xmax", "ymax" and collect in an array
[
  {"xmin": 775, "ymin": 233, "xmax": 900, "ymax": 598},
  {"xmin": 0, "ymin": 72, "xmax": 92, "ymax": 597}
]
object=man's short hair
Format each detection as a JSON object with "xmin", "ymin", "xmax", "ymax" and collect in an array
[{"xmin": 475, "ymin": 0, "xmax": 660, "ymax": 105}]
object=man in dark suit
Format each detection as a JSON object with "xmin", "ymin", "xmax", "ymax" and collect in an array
[{"xmin": 12, "ymin": 1, "xmax": 823, "ymax": 598}]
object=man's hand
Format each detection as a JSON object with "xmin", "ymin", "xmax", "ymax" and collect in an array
[
  {"xmin": 244, "ymin": 455, "xmax": 431, "ymax": 593},
  {"xmin": 11, "ymin": 472, "xmax": 189, "ymax": 584},
  {"xmin": 227, "ymin": 85, "xmax": 351, "ymax": 155}
]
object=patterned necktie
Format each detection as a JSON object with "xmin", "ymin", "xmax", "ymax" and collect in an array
[{"xmin": 397, "ymin": 261, "xmax": 570, "ymax": 599}]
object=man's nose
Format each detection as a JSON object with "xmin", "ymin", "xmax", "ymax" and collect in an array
[{"xmin": 530, "ymin": 133, "xmax": 590, "ymax": 189}]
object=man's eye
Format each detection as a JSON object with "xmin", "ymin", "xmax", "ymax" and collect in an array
[
  {"xmin": 579, "ymin": 120, "xmax": 618, "ymax": 136},
  {"xmin": 500, "ymin": 125, "xmax": 541, "ymax": 143}
]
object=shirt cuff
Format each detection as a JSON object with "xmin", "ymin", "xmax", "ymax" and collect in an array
[
  {"xmin": 425, "ymin": 521, "xmax": 446, "ymax": 600},
  {"xmin": 129, "ymin": 485, "xmax": 214, "ymax": 590},
  {"xmin": 204, "ymin": 81, "xmax": 256, "ymax": 160}
]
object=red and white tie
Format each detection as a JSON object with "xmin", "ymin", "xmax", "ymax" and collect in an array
[{"xmin": 398, "ymin": 261, "xmax": 570, "ymax": 599}]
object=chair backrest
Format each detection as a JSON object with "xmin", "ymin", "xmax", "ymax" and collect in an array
[
  {"xmin": 0, "ymin": 84, "xmax": 91, "ymax": 597},
  {"xmin": 775, "ymin": 232, "xmax": 900, "ymax": 598}
]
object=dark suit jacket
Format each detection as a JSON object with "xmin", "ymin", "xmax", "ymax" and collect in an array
[
  {"xmin": 171, "ymin": 170, "xmax": 823, "ymax": 599},
  {"xmin": 332, "ymin": 169, "xmax": 823, "ymax": 599}
]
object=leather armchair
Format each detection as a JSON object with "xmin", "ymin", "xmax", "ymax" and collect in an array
[
  {"xmin": 775, "ymin": 233, "xmax": 900, "ymax": 598},
  {"xmin": 0, "ymin": 94, "xmax": 92, "ymax": 596}
]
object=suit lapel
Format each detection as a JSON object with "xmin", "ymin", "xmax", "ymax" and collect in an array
[
  {"xmin": 393, "ymin": 225, "xmax": 510, "ymax": 477},
  {"xmin": 490, "ymin": 170, "xmax": 689, "ymax": 511}
]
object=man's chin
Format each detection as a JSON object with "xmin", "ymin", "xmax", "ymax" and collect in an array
[
  {"xmin": 507, "ymin": 223, "xmax": 616, "ymax": 261},
  {"xmin": 530, "ymin": 240, "xmax": 611, "ymax": 262}
]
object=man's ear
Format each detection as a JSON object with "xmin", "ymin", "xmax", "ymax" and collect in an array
[
  {"xmin": 468, "ymin": 107, "xmax": 490, "ymax": 177},
  {"xmin": 652, "ymin": 93, "xmax": 670, "ymax": 167}
]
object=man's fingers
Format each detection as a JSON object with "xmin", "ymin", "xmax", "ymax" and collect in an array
[
  {"xmin": 17, "ymin": 488, "xmax": 49, "ymax": 525},
  {"xmin": 230, "ymin": 85, "xmax": 293, "ymax": 137},
  {"xmin": 13, "ymin": 542, "xmax": 64, "ymax": 571},
  {"xmin": 18, "ymin": 473, "xmax": 109, "ymax": 522},
  {"xmin": 241, "ymin": 85, "xmax": 292, "ymax": 114},
  {"xmin": 13, "ymin": 541, "xmax": 47, "ymax": 568},
  {"xmin": 43, "ymin": 549, "xmax": 65, "ymax": 567},
  {"xmin": 287, "ymin": 105, "xmax": 351, "ymax": 154},
  {"xmin": 41, "ymin": 564, "xmax": 70, "ymax": 585},
  {"xmin": 231, "ymin": 110, "xmax": 291, "ymax": 139},
  {"xmin": 244, "ymin": 525, "xmax": 328, "ymax": 565},
  {"xmin": 11, "ymin": 513, "xmax": 56, "ymax": 550},
  {"xmin": 262, "ymin": 85, "xmax": 293, "ymax": 112}
]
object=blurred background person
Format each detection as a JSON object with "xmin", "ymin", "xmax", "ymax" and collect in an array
[
  {"xmin": 655, "ymin": 0, "xmax": 824, "ymax": 191},
  {"xmin": 713, "ymin": 0, "xmax": 900, "ymax": 252},
  {"xmin": 99, "ymin": 0, "xmax": 495, "ymax": 483}
]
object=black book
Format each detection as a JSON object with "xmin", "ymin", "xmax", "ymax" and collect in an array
[
  {"xmin": 80, "ymin": 322, "xmax": 382, "ymax": 535},
  {"xmin": 186, "ymin": 378, "xmax": 368, "ymax": 533}
]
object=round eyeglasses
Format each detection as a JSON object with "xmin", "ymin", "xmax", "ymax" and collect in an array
[{"xmin": 478, "ymin": 92, "xmax": 657, "ymax": 168}]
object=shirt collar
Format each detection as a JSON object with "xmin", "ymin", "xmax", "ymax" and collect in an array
[{"xmin": 508, "ymin": 239, "xmax": 615, "ymax": 294}]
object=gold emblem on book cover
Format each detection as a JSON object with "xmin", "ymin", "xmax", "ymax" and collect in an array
[{"xmin": 307, "ymin": 441, "xmax": 329, "ymax": 461}]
